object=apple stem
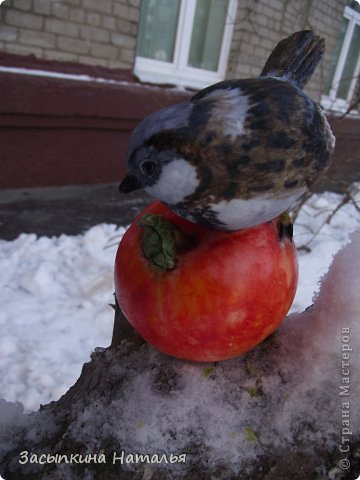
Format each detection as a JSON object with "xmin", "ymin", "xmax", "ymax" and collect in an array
[{"xmin": 138, "ymin": 214, "xmax": 194, "ymax": 271}]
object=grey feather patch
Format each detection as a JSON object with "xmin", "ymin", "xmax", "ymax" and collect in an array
[{"xmin": 126, "ymin": 102, "xmax": 193, "ymax": 158}]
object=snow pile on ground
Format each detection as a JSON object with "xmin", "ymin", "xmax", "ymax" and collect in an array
[
  {"xmin": 0, "ymin": 190, "xmax": 359, "ymax": 412},
  {"xmin": 291, "ymin": 190, "xmax": 360, "ymax": 311},
  {"xmin": 0, "ymin": 224, "xmax": 125, "ymax": 411},
  {"xmin": 0, "ymin": 229, "xmax": 359, "ymax": 479}
]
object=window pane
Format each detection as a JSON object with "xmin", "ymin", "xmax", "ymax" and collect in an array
[
  {"xmin": 188, "ymin": 0, "xmax": 229, "ymax": 72},
  {"xmin": 137, "ymin": 0, "xmax": 180, "ymax": 62},
  {"xmin": 326, "ymin": 17, "xmax": 348, "ymax": 95},
  {"xmin": 337, "ymin": 24, "xmax": 360, "ymax": 100}
]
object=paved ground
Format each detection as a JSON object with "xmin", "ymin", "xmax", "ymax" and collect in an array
[
  {"xmin": 0, "ymin": 184, "xmax": 152, "ymax": 240},
  {"xmin": 0, "ymin": 160, "xmax": 359, "ymax": 241}
]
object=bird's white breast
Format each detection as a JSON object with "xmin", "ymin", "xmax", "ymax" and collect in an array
[{"xmin": 211, "ymin": 189, "xmax": 305, "ymax": 230}]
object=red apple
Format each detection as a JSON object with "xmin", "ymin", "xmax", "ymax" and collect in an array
[{"xmin": 115, "ymin": 201, "xmax": 298, "ymax": 362}]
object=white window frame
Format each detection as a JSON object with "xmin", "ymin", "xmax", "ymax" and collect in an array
[
  {"xmin": 134, "ymin": 0, "xmax": 238, "ymax": 90},
  {"xmin": 321, "ymin": 5, "xmax": 360, "ymax": 115}
]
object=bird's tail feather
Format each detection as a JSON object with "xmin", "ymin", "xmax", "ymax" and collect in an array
[{"xmin": 260, "ymin": 30, "xmax": 325, "ymax": 89}]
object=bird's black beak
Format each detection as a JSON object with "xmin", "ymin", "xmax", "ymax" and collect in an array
[{"xmin": 119, "ymin": 175, "xmax": 142, "ymax": 193}]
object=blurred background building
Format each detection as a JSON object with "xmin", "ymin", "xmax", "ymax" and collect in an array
[{"xmin": 0, "ymin": 0, "xmax": 359, "ymax": 189}]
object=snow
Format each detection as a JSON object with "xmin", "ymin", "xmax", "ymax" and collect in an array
[
  {"xmin": 291, "ymin": 190, "xmax": 360, "ymax": 311},
  {"xmin": 0, "ymin": 224, "xmax": 126, "ymax": 412},
  {"xmin": 0, "ymin": 190, "xmax": 359, "ymax": 413}
]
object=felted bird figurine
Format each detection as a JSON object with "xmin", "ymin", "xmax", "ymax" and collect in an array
[{"xmin": 119, "ymin": 30, "xmax": 335, "ymax": 231}]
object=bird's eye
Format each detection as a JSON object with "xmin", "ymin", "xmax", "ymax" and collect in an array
[{"xmin": 140, "ymin": 160, "xmax": 156, "ymax": 176}]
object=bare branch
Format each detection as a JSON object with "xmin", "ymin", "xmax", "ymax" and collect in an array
[{"xmin": 293, "ymin": 182, "xmax": 360, "ymax": 252}]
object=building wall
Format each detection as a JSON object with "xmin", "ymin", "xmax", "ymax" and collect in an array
[
  {"xmin": 228, "ymin": 0, "xmax": 347, "ymax": 102},
  {"xmin": 0, "ymin": 0, "xmax": 347, "ymax": 95},
  {"xmin": 0, "ymin": 0, "xmax": 140, "ymax": 69},
  {"xmin": 0, "ymin": 67, "xmax": 191, "ymax": 189}
]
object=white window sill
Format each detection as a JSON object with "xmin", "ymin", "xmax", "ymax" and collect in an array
[{"xmin": 134, "ymin": 56, "xmax": 225, "ymax": 90}]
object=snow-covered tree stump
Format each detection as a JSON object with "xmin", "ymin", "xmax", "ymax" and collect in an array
[{"xmin": 1, "ymin": 232, "xmax": 360, "ymax": 480}]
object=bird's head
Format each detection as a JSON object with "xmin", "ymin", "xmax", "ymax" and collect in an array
[{"xmin": 119, "ymin": 102, "xmax": 200, "ymax": 205}]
